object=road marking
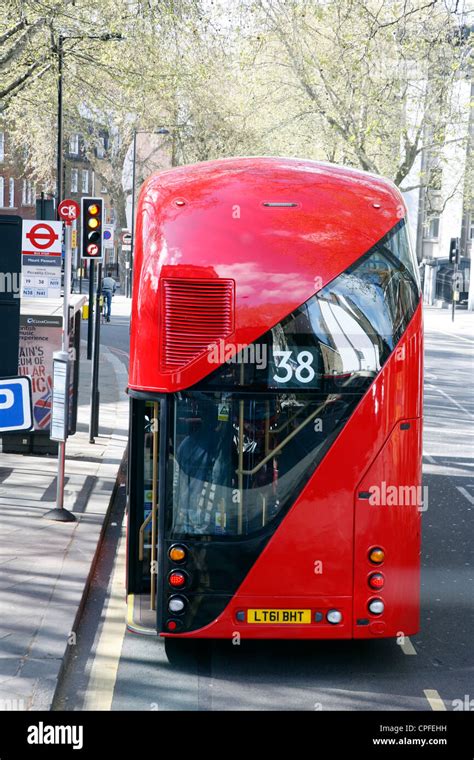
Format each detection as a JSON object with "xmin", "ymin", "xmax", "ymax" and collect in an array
[
  {"xmin": 456, "ymin": 486, "xmax": 474, "ymax": 506},
  {"xmin": 430, "ymin": 329, "xmax": 474, "ymax": 346},
  {"xmin": 423, "ymin": 689, "xmax": 447, "ymax": 711},
  {"xmin": 423, "ymin": 426, "xmax": 474, "ymax": 437},
  {"xmin": 423, "ymin": 454, "xmax": 436, "ymax": 464},
  {"xmin": 83, "ymin": 523, "xmax": 127, "ymax": 711},
  {"xmin": 400, "ymin": 637, "xmax": 417, "ymax": 655},
  {"xmin": 426, "ymin": 385, "xmax": 474, "ymax": 420}
]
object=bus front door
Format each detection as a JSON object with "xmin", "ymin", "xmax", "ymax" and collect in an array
[{"xmin": 127, "ymin": 398, "xmax": 163, "ymax": 634}]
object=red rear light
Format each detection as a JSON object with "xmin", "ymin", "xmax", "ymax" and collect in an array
[
  {"xmin": 169, "ymin": 571, "xmax": 186, "ymax": 588},
  {"xmin": 166, "ymin": 619, "xmax": 183, "ymax": 632},
  {"xmin": 369, "ymin": 572, "xmax": 385, "ymax": 590}
]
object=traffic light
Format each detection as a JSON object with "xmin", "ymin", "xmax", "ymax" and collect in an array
[
  {"xmin": 449, "ymin": 237, "xmax": 460, "ymax": 266},
  {"xmin": 81, "ymin": 197, "xmax": 104, "ymax": 260}
]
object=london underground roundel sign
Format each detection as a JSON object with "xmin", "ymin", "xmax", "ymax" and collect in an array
[{"xmin": 25, "ymin": 223, "xmax": 60, "ymax": 250}]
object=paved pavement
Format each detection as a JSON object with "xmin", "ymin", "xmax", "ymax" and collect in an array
[
  {"xmin": 53, "ymin": 303, "xmax": 474, "ymax": 712},
  {"xmin": 0, "ymin": 296, "xmax": 130, "ymax": 710}
]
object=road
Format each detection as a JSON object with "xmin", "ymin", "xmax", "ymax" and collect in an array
[{"xmin": 54, "ymin": 306, "xmax": 474, "ymax": 712}]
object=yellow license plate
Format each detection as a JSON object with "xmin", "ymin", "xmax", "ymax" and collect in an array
[{"xmin": 247, "ymin": 609, "xmax": 311, "ymax": 624}]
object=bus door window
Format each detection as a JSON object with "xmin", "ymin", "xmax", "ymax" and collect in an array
[
  {"xmin": 139, "ymin": 400, "xmax": 159, "ymax": 609},
  {"xmin": 171, "ymin": 395, "xmax": 234, "ymax": 536}
]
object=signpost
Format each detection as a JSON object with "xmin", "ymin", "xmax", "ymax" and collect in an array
[
  {"xmin": 0, "ymin": 377, "xmax": 33, "ymax": 433},
  {"xmin": 104, "ymin": 224, "xmax": 114, "ymax": 248},
  {"xmin": 58, "ymin": 199, "xmax": 80, "ymax": 223},
  {"xmin": 122, "ymin": 230, "xmax": 132, "ymax": 296},
  {"xmin": 21, "ymin": 220, "xmax": 62, "ymax": 299},
  {"xmin": 50, "ymin": 351, "xmax": 69, "ymax": 442},
  {"xmin": 121, "ymin": 230, "xmax": 132, "ymax": 249},
  {"xmin": 449, "ymin": 237, "xmax": 460, "ymax": 323},
  {"xmin": 43, "ymin": 200, "xmax": 78, "ymax": 522}
]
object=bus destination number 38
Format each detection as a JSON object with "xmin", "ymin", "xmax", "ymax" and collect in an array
[{"xmin": 272, "ymin": 350, "xmax": 316, "ymax": 384}]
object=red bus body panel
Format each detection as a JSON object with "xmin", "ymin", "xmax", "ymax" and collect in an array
[{"xmin": 128, "ymin": 157, "xmax": 423, "ymax": 640}]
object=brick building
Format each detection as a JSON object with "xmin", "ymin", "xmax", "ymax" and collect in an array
[{"xmin": 0, "ymin": 129, "xmax": 37, "ymax": 220}]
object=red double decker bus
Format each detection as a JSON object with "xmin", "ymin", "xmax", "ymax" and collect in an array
[{"xmin": 126, "ymin": 157, "xmax": 423, "ymax": 641}]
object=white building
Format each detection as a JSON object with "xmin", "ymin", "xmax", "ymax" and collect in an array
[{"xmin": 403, "ymin": 73, "xmax": 473, "ymax": 308}]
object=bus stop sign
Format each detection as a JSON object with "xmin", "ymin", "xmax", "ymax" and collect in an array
[{"xmin": 0, "ymin": 377, "xmax": 33, "ymax": 433}]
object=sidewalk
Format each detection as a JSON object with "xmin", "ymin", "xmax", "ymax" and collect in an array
[
  {"xmin": 0, "ymin": 298, "xmax": 130, "ymax": 710},
  {"xmin": 423, "ymin": 304, "xmax": 474, "ymax": 339}
]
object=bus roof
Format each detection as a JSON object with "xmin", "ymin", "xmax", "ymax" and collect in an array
[{"xmin": 139, "ymin": 155, "xmax": 400, "ymax": 198}]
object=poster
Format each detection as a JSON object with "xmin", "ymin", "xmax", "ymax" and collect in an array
[{"xmin": 18, "ymin": 315, "xmax": 62, "ymax": 432}]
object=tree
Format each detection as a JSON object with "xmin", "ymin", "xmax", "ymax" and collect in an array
[
  {"xmin": 1, "ymin": 1, "xmax": 203, "ymax": 212},
  {"xmin": 1, "ymin": 0, "xmax": 471, "ymax": 229},
  {"xmin": 240, "ymin": 0, "xmax": 472, "ymax": 190}
]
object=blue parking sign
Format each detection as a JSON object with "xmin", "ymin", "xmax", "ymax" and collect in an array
[{"xmin": 0, "ymin": 377, "xmax": 33, "ymax": 433}]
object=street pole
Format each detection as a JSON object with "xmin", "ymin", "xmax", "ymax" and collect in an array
[
  {"xmin": 452, "ymin": 257, "xmax": 458, "ymax": 323},
  {"xmin": 44, "ymin": 222, "xmax": 75, "ymax": 522},
  {"xmin": 56, "ymin": 34, "xmax": 64, "ymax": 207},
  {"xmin": 129, "ymin": 129, "xmax": 137, "ymax": 299},
  {"xmin": 87, "ymin": 260, "xmax": 95, "ymax": 359},
  {"xmin": 127, "ymin": 128, "xmax": 170, "ymax": 297},
  {"xmin": 89, "ymin": 262, "xmax": 102, "ymax": 443}
]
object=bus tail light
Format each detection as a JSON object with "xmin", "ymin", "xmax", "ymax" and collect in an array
[
  {"xmin": 169, "ymin": 571, "xmax": 187, "ymax": 588},
  {"xmin": 368, "ymin": 599, "xmax": 384, "ymax": 615},
  {"xmin": 368, "ymin": 547, "xmax": 385, "ymax": 565},
  {"xmin": 368, "ymin": 572, "xmax": 385, "ymax": 590},
  {"xmin": 166, "ymin": 619, "xmax": 183, "ymax": 632},
  {"xmin": 168, "ymin": 596, "xmax": 187, "ymax": 614},
  {"xmin": 169, "ymin": 545, "xmax": 187, "ymax": 563}
]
